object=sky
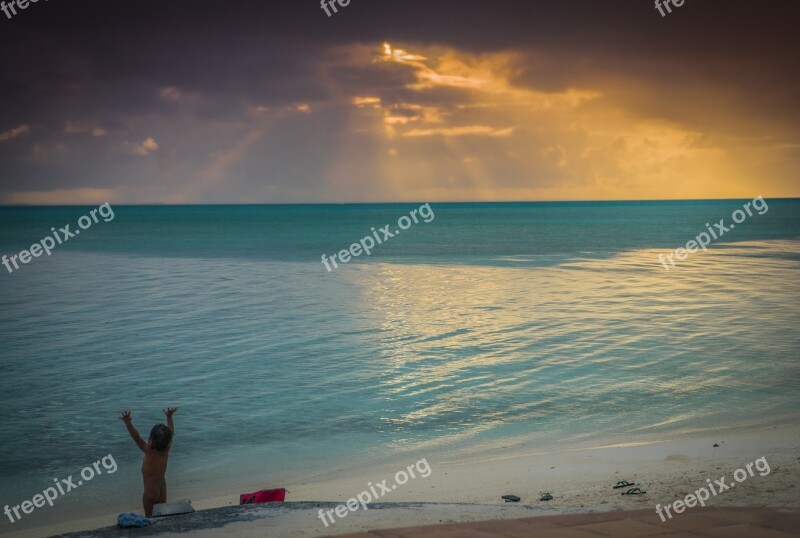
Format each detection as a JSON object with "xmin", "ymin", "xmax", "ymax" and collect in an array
[{"xmin": 0, "ymin": 0, "xmax": 798, "ymax": 204}]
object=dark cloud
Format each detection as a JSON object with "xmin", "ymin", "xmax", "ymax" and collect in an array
[{"xmin": 0, "ymin": 0, "xmax": 798, "ymax": 202}]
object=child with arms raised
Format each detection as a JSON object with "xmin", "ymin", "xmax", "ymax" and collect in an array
[{"xmin": 120, "ymin": 408, "xmax": 177, "ymax": 517}]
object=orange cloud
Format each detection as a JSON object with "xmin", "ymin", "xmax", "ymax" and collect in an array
[{"xmin": 0, "ymin": 124, "xmax": 30, "ymax": 142}]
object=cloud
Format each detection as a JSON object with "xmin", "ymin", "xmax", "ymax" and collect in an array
[
  {"xmin": 353, "ymin": 96, "xmax": 381, "ymax": 107},
  {"xmin": 0, "ymin": 1, "xmax": 797, "ymax": 202},
  {"xmin": 65, "ymin": 122, "xmax": 110, "ymax": 137},
  {"xmin": 0, "ymin": 124, "xmax": 30, "ymax": 142},
  {"xmin": 2, "ymin": 188, "xmax": 119, "ymax": 205},
  {"xmin": 403, "ymin": 126, "xmax": 514, "ymax": 138},
  {"xmin": 123, "ymin": 137, "xmax": 159, "ymax": 156},
  {"xmin": 160, "ymin": 86, "xmax": 182, "ymax": 101}
]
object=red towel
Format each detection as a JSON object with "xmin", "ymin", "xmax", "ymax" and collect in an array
[{"xmin": 239, "ymin": 488, "xmax": 287, "ymax": 504}]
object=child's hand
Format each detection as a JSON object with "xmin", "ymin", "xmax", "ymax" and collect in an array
[
  {"xmin": 119, "ymin": 410, "xmax": 132, "ymax": 423},
  {"xmin": 163, "ymin": 407, "xmax": 178, "ymax": 418}
]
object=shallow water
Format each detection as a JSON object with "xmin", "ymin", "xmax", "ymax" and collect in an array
[{"xmin": 0, "ymin": 201, "xmax": 798, "ymax": 532}]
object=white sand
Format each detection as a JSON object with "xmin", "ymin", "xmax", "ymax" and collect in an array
[{"xmin": 11, "ymin": 423, "xmax": 799, "ymax": 537}]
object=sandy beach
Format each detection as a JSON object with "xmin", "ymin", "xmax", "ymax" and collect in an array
[{"xmin": 10, "ymin": 422, "xmax": 797, "ymax": 538}]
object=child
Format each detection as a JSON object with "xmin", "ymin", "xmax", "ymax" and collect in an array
[{"xmin": 119, "ymin": 408, "xmax": 177, "ymax": 517}]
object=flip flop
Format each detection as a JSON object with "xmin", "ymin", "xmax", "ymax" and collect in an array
[
  {"xmin": 501, "ymin": 495, "xmax": 521, "ymax": 502},
  {"xmin": 613, "ymin": 480, "xmax": 635, "ymax": 489},
  {"xmin": 621, "ymin": 487, "xmax": 646, "ymax": 495},
  {"xmin": 539, "ymin": 492, "xmax": 553, "ymax": 501}
]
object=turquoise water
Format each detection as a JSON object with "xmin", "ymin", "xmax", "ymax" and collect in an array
[{"xmin": 0, "ymin": 200, "xmax": 799, "ymax": 532}]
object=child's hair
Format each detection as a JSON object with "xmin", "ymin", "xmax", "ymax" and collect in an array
[{"xmin": 149, "ymin": 424, "xmax": 173, "ymax": 451}]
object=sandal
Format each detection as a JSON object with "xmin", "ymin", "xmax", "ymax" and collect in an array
[
  {"xmin": 612, "ymin": 480, "xmax": 635, "ymax": 489},
  {"xmin": 621, "ymin": 487, "xmax": 646, "ymax": 495}
]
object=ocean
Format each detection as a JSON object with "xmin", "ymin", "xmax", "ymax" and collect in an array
[{"xmin": 1, "ymin": 200, "xmax": 799, "ymax": 533}]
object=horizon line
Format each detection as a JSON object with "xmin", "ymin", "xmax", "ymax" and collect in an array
[{"xmin": 0, "ymin": 196, "xmax": 796, "ymax": 207}]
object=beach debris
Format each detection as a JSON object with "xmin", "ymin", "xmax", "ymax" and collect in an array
[
  {"xmin": 621, "ymin": 487, "xmax": 647, "ymax": 495},
  {"xmin": 501, "ymin": 495, "xmax": 521, "ymax": 502},
  {"xmin": 117, "ymin": 513, "xmax": 159, "ymax": 528},
  {"xmin": 612, "ymin": 480, "xmax": 635, "ymax": 489},
  {"xmin": 539, "ymin": 492, "xmax": 553, "ymax": 501},
  {"xmin": 713, "ymin": 443, "xmax": 720, "ymax": 447},
  {"xmin": 153, "ymin": 499, "xmax": 195, "ymax": 517}
]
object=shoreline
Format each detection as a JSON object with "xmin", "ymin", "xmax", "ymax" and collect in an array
[{"xmin": 9, "ymin": 421, "xmax": 799, "ymax": 537}]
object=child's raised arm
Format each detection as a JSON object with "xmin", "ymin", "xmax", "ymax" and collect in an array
[
  {"xmin": 119, "ymin": 410, "xmax": 149, "ymax": 453},
  {"xmin": 163, "ymin": 407, "xmax": 177, "ymax": 432}
]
